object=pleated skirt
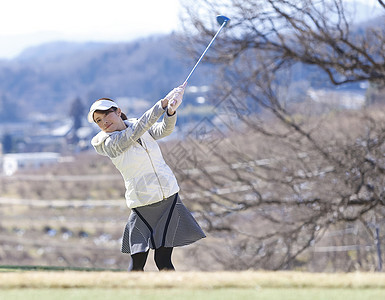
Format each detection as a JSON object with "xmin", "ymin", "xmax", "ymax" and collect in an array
[{"xmin": 121, "ymin": 193, "xmax": 206, "ymax": 254}]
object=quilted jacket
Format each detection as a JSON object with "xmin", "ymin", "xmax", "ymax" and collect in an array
[{"xmin": 91, "ymin": 100, "xmax": 180, "ymax": 208}]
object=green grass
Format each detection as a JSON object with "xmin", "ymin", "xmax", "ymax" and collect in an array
[
  {"xmin": 1, "ymin": 269, "xmax": 385, "ymax": 300},
  {"xmin": 0, "ymin": 288, "xmax": 384, "ymax": 300}
]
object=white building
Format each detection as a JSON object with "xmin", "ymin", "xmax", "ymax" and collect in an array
[
  {"xmin": 307, "ymin": 88, "xmax": 366, "ymax": 109},
  {"xmin": 1, "ymin": 152, "xmax": 60, "ymax": 176}
]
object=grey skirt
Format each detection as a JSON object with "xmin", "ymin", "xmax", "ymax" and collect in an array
[{"xmin": 121, "ymin": 193, "xmax": 206, "ymax": 254}]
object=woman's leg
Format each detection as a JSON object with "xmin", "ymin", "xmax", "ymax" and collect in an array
[
  {"xmin": 154, "ymin": 247, "xmax": 175, "ymax": 271},
  {"xmin": 129, "ymin": 250, "xmax": 149, "ymax": 271}
]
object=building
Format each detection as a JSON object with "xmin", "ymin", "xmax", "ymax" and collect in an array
[{"xmin": 1, "ymin": 152, "xmax": 61, "ymax": 176}]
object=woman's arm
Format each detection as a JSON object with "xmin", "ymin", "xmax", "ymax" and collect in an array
[
  {"xmin": 148, "ymin": 83, "xmax": 184, "ymax": 140},
  {"xmin": 92, "ymin": 84, "xmax": 185, "ymax": 158},
  {"xmin": 92, "ymin": 99, "xmax": 166, "ymax": 158},
  {"xmin": 148, "ymin": 111, "xmax": 177, "ymax": 140}
]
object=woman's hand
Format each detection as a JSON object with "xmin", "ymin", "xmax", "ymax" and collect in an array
[
  {"xmin": 162, "ymin": 86, "xmax": 180, "ymax": 109},
  {"xmin": 166, "ymin": 83, "xmax": 186, "ymax": 115}
]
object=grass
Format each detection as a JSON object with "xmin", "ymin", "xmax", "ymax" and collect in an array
[
  {"xmin": 0, "ymin": 265, "xmax": 123, "ymax": 272},
  {"xmin": 1, "ymin": 288, "xmax": 385, "ymax": 300},
  {"xmin": 1, "ymin": 270, "xmax": 385, "ymax": 289},
  {"xmin": 0, "ymin": 270, "xmax": 385, "ymax": 300}
]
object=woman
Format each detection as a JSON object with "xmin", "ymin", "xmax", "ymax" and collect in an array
[{"xmin": 88, "ymin": 84, "xmax": 206, "ymax": 271}]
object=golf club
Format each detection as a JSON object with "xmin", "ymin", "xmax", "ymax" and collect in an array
[{"xmin": 183, "ymin": 15, "xmax": 230, "ymax": 85}]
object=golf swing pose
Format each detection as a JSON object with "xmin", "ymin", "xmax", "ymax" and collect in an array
[
  {"xmin": 88, "ymin": 85, "xmax": 206, "ymax": 271},
  {"xmin": 88, "ymin": 15, "xmax": 229, "ymax": 271}
]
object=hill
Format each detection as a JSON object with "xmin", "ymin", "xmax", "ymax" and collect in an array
[
  {"xmin": 0, "ymin": 34, "xmax": 214, "ymax": 122},
  {"xmin": 0, "ymin": 11, "xmax": 381, "ymax": 124}
]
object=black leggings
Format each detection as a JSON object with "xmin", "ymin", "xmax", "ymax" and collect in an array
[{"xmin": 129, "ymin": 247, "xmax": 175, "ymax": 271}]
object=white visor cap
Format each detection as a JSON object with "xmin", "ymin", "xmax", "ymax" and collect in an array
[{"xmin": 88, "ymin": 100, "xmax": 119, "ymax": 123}]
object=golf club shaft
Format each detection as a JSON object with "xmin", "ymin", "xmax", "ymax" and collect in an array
[{"xmin": 183, "ymin": 20, "xmax": 228, "ymax": 85}]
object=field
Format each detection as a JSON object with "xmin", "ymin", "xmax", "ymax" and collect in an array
[
  {"xmin": 0, "ymin": 270, "xmax": 385, "ymax": 300},
  {"xmin": 0, "ymin": 195, "xmax": 216, "ymax": 271}
]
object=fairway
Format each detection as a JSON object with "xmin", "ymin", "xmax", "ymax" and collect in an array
[
  {"xmin": 1, "ymin": 288, "xmax": 385, "ymax": 300},
  {"xmin": 0, "ymin": 270, "xmax": 385, "ymax": 299}
]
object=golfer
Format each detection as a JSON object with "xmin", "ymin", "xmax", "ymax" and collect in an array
[{"xmin": 88, "ymin": 84, "xmax": 205, "ymax": 271}]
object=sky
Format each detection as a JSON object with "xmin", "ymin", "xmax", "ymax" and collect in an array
[
  {"xmin": 0, "ymin": 0, "xmax": 181, "ymax": 59},
  {"xmin": 0, "ymin": 0, "xmax": 382, "ymax": 60}
]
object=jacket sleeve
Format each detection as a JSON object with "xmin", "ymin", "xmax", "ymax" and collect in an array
[
  {"xmin": 148, "ymin": 112, "xmax": 177, "ymax": 140},
  {"xmin": 91, "ymin": 100, "xmax": 166, "ymax": 158}
]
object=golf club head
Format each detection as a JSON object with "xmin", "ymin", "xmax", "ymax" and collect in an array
[{"xmin": 216, "ymin": 15, "xmax": 230, "ymax": 26}]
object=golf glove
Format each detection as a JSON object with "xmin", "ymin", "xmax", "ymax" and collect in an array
[{"xmin": 166, "ymin": 83, "xmax": 186, "ymax": 114}]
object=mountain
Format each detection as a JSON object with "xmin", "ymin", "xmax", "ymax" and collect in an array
[
  {"xmin": 15, "ymin": 41, "xmax": 109, "ymax": 62},
  {"xmin": 0, "ymin": 10, "xmax": 381, "ymax": 124},
  {"xmin": 0, "ymin": 34, "xmax": 214, "ymax": 122}
]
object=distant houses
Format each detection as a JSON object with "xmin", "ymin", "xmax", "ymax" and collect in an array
[
  {"xmin": 0, "ymin": 116, "xmax": 94, "ymax": 175},
  {"xmin": 1, "ymin": 152, "xmax": 61, "ymax": 176},
  {"xmin": 306, "ymin": 88, "xmax": 366, "ymax": 110}
]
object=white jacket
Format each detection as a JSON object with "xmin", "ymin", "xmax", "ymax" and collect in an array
[{"xmin": 91, "ymin": 100, "xmax": 180, "ymax": 208}]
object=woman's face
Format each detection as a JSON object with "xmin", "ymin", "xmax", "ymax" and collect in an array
[{"xmin": 93, "ymin": 108, "xmax": 126, "ymax": 132}]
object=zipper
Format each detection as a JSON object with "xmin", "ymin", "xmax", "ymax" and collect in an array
[{"xmin": 138, "ymin": 138, "xmax": 166, "ymax": 200}]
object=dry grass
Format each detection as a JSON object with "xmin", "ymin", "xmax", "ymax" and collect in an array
[{"xmin": 0, "ymin": 271, "xmax": 385, "ymax": 289}]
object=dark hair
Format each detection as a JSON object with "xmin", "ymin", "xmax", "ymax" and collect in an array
[{"xmin": 95, "ymin": 98, "xmax": 127, "ymax": 120}]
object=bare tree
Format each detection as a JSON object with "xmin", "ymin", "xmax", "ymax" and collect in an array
[
  {"xmin": 180, "ymin": 0, "xmax": 384, "ymax": 84},
  {"xmin": 172, "ymin": 0, "xmax": 385, "ymax": 271}
]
